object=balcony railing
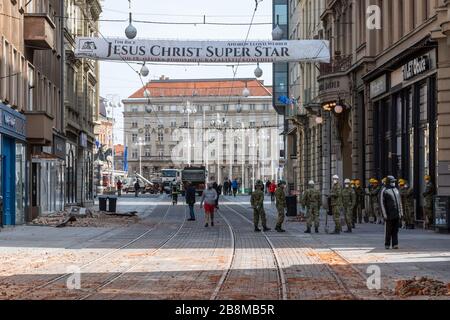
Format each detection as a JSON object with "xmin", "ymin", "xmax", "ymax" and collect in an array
[{"xmin": 319, "ymin": 54, "xmax": 353, "ymax": 76}]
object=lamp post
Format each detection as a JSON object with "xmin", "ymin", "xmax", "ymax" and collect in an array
[
  {"xmin": 136, "ymin": 137, "xmax": 145, "ymax": 176},
  {"xmin": 180, "ymin": 102, "xmax": 197, "ymax": 166}
]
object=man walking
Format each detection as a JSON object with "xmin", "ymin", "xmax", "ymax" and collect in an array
[
  {"xmin": 223, "ymin": 179, "xmax": 230, "ymax": 196},
  {"xmin": 275, "ymin": 180, "xmax": 287, "ymax": 233},
  {"xmin": 330, "ymin": 175, "xmax": 343, "ymax": 234},
  {"xmin": 231, "ymin": 179, "xmax": 239, "ymax": 197},
  {"xmin": 200, "ymin": 183, "xmax": 218, "ymax": 227},
  {"xmin": 380, "ymin": 176, "xmax": 403, "ymax": 250},
  {"xmin": 302, "ymin": 180, "xmax": 321, "ymax": 234},
  {"xmin": 134, "ymin": 180, "xmax": 140, "ymax": 198},
  {"xmin": 116, "ymin": 179, "xmax": 123, "ymax": 197},
  {"xmin": 342, "ymin": 179, "xmax": 356, "ymax": 233},
  {"xmin": 269, "ymin": 180, "xmax": 277, "ymax": 202},
  {"xmin": 251, "ymin": 180, "xmax": 270, "ymax": 232},
  {"xmin": 186, "ymin": 182, "xmax": 196, "ymax": 221}
]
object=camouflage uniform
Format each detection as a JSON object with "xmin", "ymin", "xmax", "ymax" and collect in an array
[
  {"xmin": 302, "ymin": 187, "xmax": 321, "ymax": 230},
  {"xmin": 369, "ymin": 185, "xmax": 381, "ymax": 223},
  {"xmin": 354, "ymin": 185, "xmax": 365, "ymax": 224},
  {"xmin": 423, "ymin": 181, "xmax": 435, "ymax": 227},
  {"xmin": 330, "ymin": 184, "xmax": 343, "ymax": 232},
  {"xmin": 251, "ymin": 188, "xmax": 267, "ymax": 229},
  {"xmin": 341, "ymin": 186, "xmax": 356, "ymax": 230},
  {"xmin": 400, "ymin": 186, "xmax": 414, "ymax": 227},
  {"xmin": 275, "ymin": 187, "xmax": 286, "ymax": 229}
]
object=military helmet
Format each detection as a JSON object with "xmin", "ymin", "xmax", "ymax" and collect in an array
[
  {"xmin": 308, "ymin": 180, "xmax": 315, "ymax": 186},
  {"xmin": 278, "ymin": 180, "xmax": 287, "ymax": 186},
  {"xmin": 255, "ymin": 180, "xmax": 264, "ymax": 187},
  {"xmin": 332, "ymin": 175, "xmax": 339, "ymax": 180},
  {"xmin": 344, "ymin": 178, "xmax": 351, "ymax": 184}
]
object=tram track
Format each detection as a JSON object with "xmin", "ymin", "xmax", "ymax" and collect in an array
[
  {"xmin": 13, "ymin": 203, "xmax": 175, "ymax": 299},
  {"xmin": 215, "ymin": 202, "xmax": 287, "ymax": 300}
]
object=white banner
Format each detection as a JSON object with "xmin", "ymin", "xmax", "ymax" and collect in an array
[{"xmin": 75, "ymin": 37, "xmax": 330, "ymax": 63}]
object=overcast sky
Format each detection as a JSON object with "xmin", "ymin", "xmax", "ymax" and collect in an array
[{"xmin": 99, "ymin": 0, "xmax": 273, "ymax": 144}]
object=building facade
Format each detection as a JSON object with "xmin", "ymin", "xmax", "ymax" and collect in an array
[
  {"xmin": 1, "ymin": 0, "xmax": 65, "ymax": 224},
  {"xmin": 122, "ymin": 78, "xmax": 284, "ymax": 189},
  {"xmin": 64, "ymin": 0, "xmax": 101, "ymax": 207},
  {"xmin": 283, "ymin": 0, "xmax": 450, "ymax": 224}
]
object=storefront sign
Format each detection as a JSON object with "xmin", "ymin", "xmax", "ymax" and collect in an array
[
  {"xmin": 0, "ymin": 103, "xmax": 26, "ymax": 141},
  {"xmin": 434, "ymin": 196, "xmax": 449, "ymax": 228},
  {"xmin": 403, "ymin": 55, "xmax": 430, "ymax": 81},
  {"xmin": 53, "ymin": 135, "xmax": 66, "ymax": 160},
  {"xmin": 80, "ymin": 132, "xmax": 88, "ymax": 148},
  {"xmin": 370, "ymin": 74, "xmax": 388, "ymax": 98},
  {"xmin": 75, "ymin": 37, "xmax": 331, "ymax": 63}
]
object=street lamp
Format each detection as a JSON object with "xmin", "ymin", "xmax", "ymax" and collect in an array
[
  {"xmin": 254, "ymin": 63, "xmax": 263, "ymax": 78},
  {"xmin": 272, "ymin": 15, "xmax": 283, "ymax": 40},
  {"xmin": 180, "ymin": 102, "xmax": 197, "ymax": 166},
  {"xmin": 136, "ymin": 137, "xmax": 145, "ymax": 176},
  {"xmin": 125, "ymin": 1, "xmax": 137, "ymax": 39},
  {"xmin": 140, "ymin": 63, "xmax": 149, "ymax": 77}
]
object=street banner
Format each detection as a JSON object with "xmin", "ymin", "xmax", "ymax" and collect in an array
[{"xmin": 75, "ymin": 37, "xmax": 330, "ymax": 63}]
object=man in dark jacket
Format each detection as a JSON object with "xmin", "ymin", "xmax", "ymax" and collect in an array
[
  {"xmin": 185, "ymin": 182, "xmax": 196, "ymax": 221},
  {"xmin": 223, "ymin": 179, "xmax": 230, "ymax": 196},
  {"xmin": 134, "ymin": 180, "xmax": 140, "ymax": 198},
  {"xmin": 380, "ymin": 176, "xmax": 403, "ymax": 250}
]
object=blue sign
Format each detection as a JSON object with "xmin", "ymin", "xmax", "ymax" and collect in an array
[
  {"xmin": 0, "ymin": 103, "xmax": 26, "ymax": 141},
  {"xmin": 123, "ymin": 146, "xmax": 129, "ymax": 172}
]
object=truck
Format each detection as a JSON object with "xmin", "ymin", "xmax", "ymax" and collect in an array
[
  {"xmin": 181, "ymin": 166, "xmax": 207, "ymax": 196},
  {"xmin": 161, "ymin": 169, "xmax": 182, "ymax": 194}
]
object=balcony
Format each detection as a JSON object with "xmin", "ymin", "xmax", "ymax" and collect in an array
[
  {"xmin": 319, "ymin": 54, "xmax": 353, "ymax": 77},
  {"xmin": 24, "ymin": 14, "xmax": 55, "ymax": 50},
  {"xmin": 25, "ymin": 112, "xmax": 54, "ymax": 145}
]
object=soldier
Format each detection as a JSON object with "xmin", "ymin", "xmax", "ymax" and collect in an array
[
  {"xmin": 275, "ymin": 181, "xmax": 287, "ymax": 233},
  {"xmin": 251, "ymin": 180, "xmax": 271, "ymax": 232},
  {"xmin": 302, "ymin": 180, "xmax": 321, "ymax": 234},
  {"xmin": 399, "ymin": 179, "xmax": 414, "ymax": 229},
  {"xmin": 368, "ymin": 179, "xmax": 382, "ymax": 224},
  {"xmin": 330, "ymin": 175, "xmax": 343, "ymax": 234},
  {"xmin": 423, "ymin": 175, "xmax": 435, "ymax": 229},
  {"xmin": 341, "ymin": 179, "xmax": 356, "ymax": 233},
  {"xmin": 354, "ymin": 179, "xmax": 365, "ymax": 225}
]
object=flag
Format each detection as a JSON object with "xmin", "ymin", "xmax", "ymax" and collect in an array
[{"xmin": 123, "ymin": 146, "xmax": 128, "ymax": 172}]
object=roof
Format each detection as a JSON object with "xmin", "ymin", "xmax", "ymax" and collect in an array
[{"xmin": 128, "ymin": 78, "xmax": 273, "ymax": 99}]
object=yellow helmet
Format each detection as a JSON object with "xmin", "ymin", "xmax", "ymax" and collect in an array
[
  {"xmin": 382, "ymin": 177, "xmax": 388, "ymax": 184},
  {"xmin": 369, "ymin": 178, "xmax": 379, "ymax": 185},
  {"xmin": 398, "ymin": 179, "xmax": 406, "ymax": 186},
  {"xmin": 355, "ymin": 179, "xmax": 361, "ymax": 186},
  {"xmin": 425, "ymin": 175, "xmax": 431, "ymax": 181}
]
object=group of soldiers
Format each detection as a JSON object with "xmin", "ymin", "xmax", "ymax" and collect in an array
[{"xmin": 249, "ymin": 174, "xmax": 436, "ymax": 234}]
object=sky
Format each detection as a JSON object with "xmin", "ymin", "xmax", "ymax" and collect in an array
[{"xmin": 99, "ymin": 0, "xmax": 274, "ymax": 144}]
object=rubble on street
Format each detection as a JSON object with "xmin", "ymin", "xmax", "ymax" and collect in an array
[{"xmin": 394, "ymin": 277, "xmax": 450, "ymax": 297}]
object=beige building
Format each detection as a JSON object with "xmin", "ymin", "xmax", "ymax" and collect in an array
[
  {"xmin": 285, "ymin": 0, "xmax": 450, "ymax": 224},
  {"xmin": 64, "ymin": 0, "xmax": 101, "ymax": 207},
  {"xmin": 0, "ymin": 0, "xmax": 65, "ymax": 223},
  {"xmin": 122, "ymin": 78, "xmax": 284, "ymax": 189}
]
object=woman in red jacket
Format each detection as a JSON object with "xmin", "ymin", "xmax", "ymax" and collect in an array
[{"xmin": 269, "ymin": 181, "xmax": 277, "ymax": 202}]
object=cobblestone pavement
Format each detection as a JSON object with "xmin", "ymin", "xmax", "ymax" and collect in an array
[{"xmin": 0, "ymin": 194, "xmax": 449, "ymax": 300}]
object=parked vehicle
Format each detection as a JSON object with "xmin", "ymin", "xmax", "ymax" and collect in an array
[{"xmin": 181, "ymin": 166, "xmax": 207, "ymax": 196}]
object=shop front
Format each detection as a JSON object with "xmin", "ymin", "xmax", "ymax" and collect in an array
[
  {"xmin": 367, "ymin": 48, "xmax": 437, "ymax": 222},
  {"xmin": 30, "ymin": 134, "xmax": 66, "ymax": 217},
  {"xmin": 0, "ymin": 103, "xmax": 27, "ymax": 226}
]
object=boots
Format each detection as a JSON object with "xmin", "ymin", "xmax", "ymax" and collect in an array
[
  {"xmin": 344, "ymin": 227, "xmax": 352, "ymax": 233},
  {"xmin": 254, "ymin": 227, "xmax": 261, "ymax": 232},
  {"xmin": 331, "ymin": 229, "xmax": 340, "ymax": 235},
  {"xmin": 315, "ymin": 227, "xmax": 319, "ymax": 233},
  {"xmin": 304, "ymin": 227, "xmax": 311, "ymax": 234},
  {"xmin": 263, "ymin": 227, "xmax": 271, "ymax": 232},
  {"xmin": 276, "ymin": 227, "xmax": 286, "ymax": 233}
]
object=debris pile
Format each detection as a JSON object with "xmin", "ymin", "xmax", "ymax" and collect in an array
[
  {"xmin": 394, "ymin": 277, "xmax": 450, "ymax": 297},
  {"xmin": 31, "ymin": 208, "xmax": 138, "ymax": 228}
]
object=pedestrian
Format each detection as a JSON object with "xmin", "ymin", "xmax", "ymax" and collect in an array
[
  {"xmin": 380, "ymin": 176, "xmax": 403, "ymax": 250},
  {"xmin": 399, "ymin": 179, "xmax": 414, "ymax": 229},
  {"xmin": 116, "ymin": 179, "xmax": 123, "ymax": 197},
  {"xmin": 185, "ymin": 182, "xmax": 196, "ymax": 221},
  {"xmin": 200, "ymin": 183, "xmax": 218, "ymax": 227},
  {"xmin": 134, "ymin": 180, "xmax": 140, "ymax": 198},
  {"xmin": 213, "ymin": 182, "xmax": 221, "ymax": 210},
  {"xmin": 275, "ymin": 180, "xmax": 287, "ymax": 233},
  {"xmin": 251, "ymin": 180, "xmax": 270, "ymax": 232},
  {"xmin": 368, "ymin": 178, "xmax": 382, "ymax": 224},
  {"xmin": 265, "ymin": 180, "xmax": 271, "ymax": 195},
  {"xmin": 423, "ymin": 175, "xmax": 435, "ymax": 229},
  {"xmin": 171, "ymin": 182, "xmax": 179, "ymax": 205},
  {"xmin": 269, "ymin": 180, "xmax": 277, "ymax": 202},
  {"xmin": 302, "ymin": 180, "xmax": 321, "ymax": 234},
  {"xmin": 330, "ymin": 175, "xmax": 343, "ymax": 234},
  {"xmin": 231, "ymin": 178, "xmax": 239, "ymax": 197},
  {"xmin": 341, "ymin": 179, "xmax": 356, "ymax": 233},
  {"xmin": 353, "ymin": 179, "xmax": 365, "ymax": 224},
  {"xmin": 223, "ymin": 179, "xmax": 230, "ymax": 196},
  {"xmin": 227, "ymin": 179, "xmax": 232, "ymax": 195}
]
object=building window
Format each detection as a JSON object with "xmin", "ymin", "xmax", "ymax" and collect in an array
[
  {"xmin": 250, "ymin": 104, "xmax": 256, "ymax": 111},
  {"xmin": 132, "ymin": 106, "xmax": 138, "ymax": 113},
  {"xmin": 145, "ymin": 132, "xmax": 151, "ymax": 142},
  {"xmin": 132, "ymin": 134, "xmax": 137, "ymax": 143},
  {"xmin": 250, "ymin": 121, "xmax": 256, "ymax": 128},
  {"xmin": 145, "ymin": 147, "xmax": 151, "ymax": 157},
  {"xmin": 132, "ymin": 121, "xmax": 138, "ymax": 128},
  {"xmin": 223, "ymin": 104, "xmax": 229, "ymax": 111},
  {"xmin": 132, "ymin": 149, "xmax": 138, "ymax": 159},
  {"xmin": 171, "ymin": 121, "xmax": 177, "ymax": 128},
  {"xmin": 158, "ymin": 130, "xmax": 164, "ymax": 142},
  {"xmin": 158, "ymin": 149, "xmax": 164, "ymax": 159}
]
